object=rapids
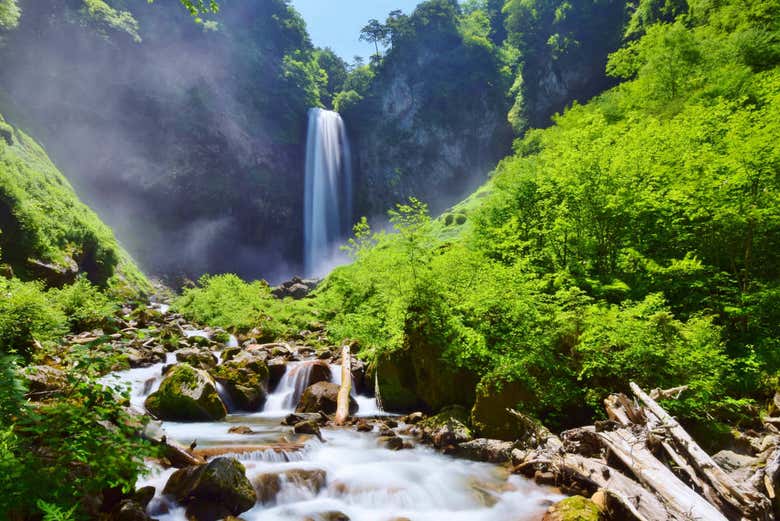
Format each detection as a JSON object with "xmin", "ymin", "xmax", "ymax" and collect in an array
[{"xmin": 109, "ymin": 352, "xmax": 563, "ymax": 521}]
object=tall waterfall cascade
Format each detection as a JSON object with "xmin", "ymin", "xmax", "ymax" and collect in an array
[{"xmin": 304, "ymin": 108, "xmax": 353, "ymax": 276}]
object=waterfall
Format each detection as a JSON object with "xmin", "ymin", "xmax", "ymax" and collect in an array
[{"xmin": 304, "ymin": 108, "xmax": 353, "ymax": 276}]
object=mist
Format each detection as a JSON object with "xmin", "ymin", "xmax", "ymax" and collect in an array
[{"xmin": 0, "ymin": 0, "xmax": 309, "ymax": 284}]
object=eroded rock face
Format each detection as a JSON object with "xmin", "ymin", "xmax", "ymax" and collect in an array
[
  {"xmin": 144, "ymin": 363, "xmax": 227, "ymax": 421},
  {"xmin": 23, "ymin": 365, "xmax": 68, "ymax": 396},
  {"xmin": 163, "ymin": 457, "xmax": 256, "ymax": 519},
  {"xmin": 296, "ymin": 381, "xmax": 357, "ymax": 415}
]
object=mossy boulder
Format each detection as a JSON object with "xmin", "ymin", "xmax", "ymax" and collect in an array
[
  {"xmin": 418, "ymin": 406, "xmax": 473, "ymax": 449},
  {"xmin": 144, "ymin": 363, "xmax": 227, "ymax": 421},
  {"xmin": 542, "ymin": 496, "xmax": 604, "ymax": 521},
  {"xmin": 296, "ymin": 381, "xmax": 357, "ymax": 415},
  {"xmin": 471, "ymin": 377, "xmax": 536, "ymax": 441},
  {"xmin": 163, "ymin": 457, "xmax": 256, "ymax": 518},
  {"xmin": 210, "ymin": 352, "xmax": 270, "ymax": 411}
]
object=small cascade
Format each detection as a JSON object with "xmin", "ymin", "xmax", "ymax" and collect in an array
[
  {"xmin": 329, "ymin": 363, "xmax": 383, "ymax": 417},
  {"xmin": 261, "ymin": 362, "xmax": 317, "ymax": 415},
  {"xmin": 304, "ymin": 108, "xmax": 353, "ymax": 276}
]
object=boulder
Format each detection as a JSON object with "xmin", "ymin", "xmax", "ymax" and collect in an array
[
  {"xmin": 296, "ymin": 381, "xmax": 357, "ymax": 415},
  {"xmin": 400, "ymin": 412, "xmax": 425, "ymax": 424},
  {"xmin": 210, "ymin": 352, "xmax": 269, "ymax": 411},
  {"xmin": 303, "ymin": 512, "xmax": 349, "ymax": 521},
  {"xmin": 228, "ymin": 426, "xmax": 255, "ymax": 435},
  {"xmin": 542, "ymin": 496, "xmax": 604, "ymax": 521},
  {"xmin": 419, "ymin": 406, "xmax": 473, "ymax": 449},
  {"xmin": 456, "ymin": 439, "xmax": 514, "ymax": 463},
  {"xmin": 110, "ymin": 500, "xmax": 151, "ymax": 521},
  {"xmin": 267, "ymin": 358, "xmax": 287, "ymax": 390},
  {"xmin": 305, "ymin": 360, "xmax": 333, "ymax": 388},
  {"xmin": 126, "ymin": 347, "xmax": 167, "ymax": 368},
  {"xmin": 176, "ymin": 348, "xmax": 217, "ymax": 370},
  {"xmin": 144, "ymin": 364, "xmax": 227, "ymax": 421},
  {"xmin": 163, "ymin": 457, "xmax": 256, "ymax": 518},
  {"xmin": 712, "ymin": 450, "xmax": 761, "ymax": 483}
]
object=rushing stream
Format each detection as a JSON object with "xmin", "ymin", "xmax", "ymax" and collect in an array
[{"xmin": 106, "ymin": 348, "xmax": 562, "ymax": 521}]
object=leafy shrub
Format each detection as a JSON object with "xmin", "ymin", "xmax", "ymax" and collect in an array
[
  {"xmin": 49, "ymin": 277, "xmax": 118, "ymax": 332},
  {"xmin": 0, "ymin": 278, "xmax": 67, "ymax": 359},
  {"xmin": 173, "ymin": 274, "xmax": 318, "ymax": 339}
]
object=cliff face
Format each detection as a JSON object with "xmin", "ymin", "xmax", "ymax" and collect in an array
[
  {"xmin": 343, "ymin": 12, "xmax": 513, "ymax": 219},
  {"xmin": 0, "ymin": 0, "xmax": 315, "ymax": 282}
]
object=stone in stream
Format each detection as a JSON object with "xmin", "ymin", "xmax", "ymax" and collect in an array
[
  {"xmin": 377, "ymin": 435, "xmax": 404, "ymax": 451},
  {"xmin": 253, "ymin": 468, "xmax": 327, "ymax": 504},
  {"xmin": 23, "ymin": 365, "xmax": 67, "ymax": 396},
  {"xmin": 163, "ymin": 457, "xmax": 256, "ymax": 519},
  {"xmin": 293, "ymin": 419, "xmax": 324, "ymax": 441},
  {"xmin": 296, "ymin": 381, "xmax": 358, "ymax": 415},
  {"xmin": 304, "ymin": 512, "xmax": 349, "ymax": 521},
  {"xmin": 282, "ymin": 412, "xmax": 327, "ymax": 426},
  {"xmin": 144, "ymin": 363, "xmax": 227, "ymax": 421},
  {"xmin": 110, "ymin": 499, "xmax": 152, "ymax": 521},
  {"xmin": 210, "ymin": 351, "xmax": 270, "ymax": 411},
  {"xmin": 228, "ymin": 425, "xmax": 255, "ymax": 435}
]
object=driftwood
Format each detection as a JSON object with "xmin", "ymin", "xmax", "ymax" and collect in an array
[
  {"xmin": 598, "ymin": 428, "xmax": 727, "ymax": 520},
  {"xmin": 513, "ymin": 383, "xmax": 776, "ymax": 521},
  {"xmin": 630, "ymin": 382, "xmax": 771, "ymax": 520},
  {"xmin": 334, "ymin": 345, "xmax": 352, "ymax": 426}
]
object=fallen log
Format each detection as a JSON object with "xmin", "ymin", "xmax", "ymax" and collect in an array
[
  {"xmin": 630, "ymin": 382, "xmax": 772, "ymax": 520},
  {"xmin": 523, "ymin": 452, "xmax": 670, "ymax": 521},
  {"xmin": 598, "ymin": 428, "xmax": 727, "ymax": 521},
  {"xmin": 334, "ymin": 345, "xmax": 352, "ymax": 426}
]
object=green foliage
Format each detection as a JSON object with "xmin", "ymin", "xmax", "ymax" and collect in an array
[
  {"xmin": 49, "ymin": 277, "xmax": 118, "ymax": 332},
  {"xmin": 0, "ymin": 348, "xmax": 152, "ymax": 519},
  {"xmin": 0, "ymin": 277, "xmax": 121, "ymax": 360},
  {"xmin": 0, "ymin": 278, "xmax": 67, "ymax": 359},
  {"xmin": 305, "ymin": 0, "xmax": 780, "ymax": 432},
  {"xmin": 82, "ymin": 0, "xmax": 141, "ymax": 42},
  {"xmin": 173, "ymin": 274, "xmax": 318, "ymax": 339},
  {"xmin": 0, "ymin": 0, "xmax": 20, "ymax": 31},
  {"xmin": 0, "ymin": 115, "xmax": 148, "ymax": 292}
]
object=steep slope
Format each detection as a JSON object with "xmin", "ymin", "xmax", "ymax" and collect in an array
[{"xmin": 0, "ymin": 113, "xmax": 147, "ymax": 291}]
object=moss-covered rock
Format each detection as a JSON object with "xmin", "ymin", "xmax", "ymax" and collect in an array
[
  {"xmin": 210, "ymin": 352, "xmax": 269, "ymax": 411},
  {"xmin": 163, "ymin": 457, "xmax": 256, "ymax": 518},
  {"xmin": 175, "ymin": 348, "xmax": 217, "ymax": 370},
  {"xmin": 145, "ymin": 363, "xmax": 226, "ymax": 421},
  {"xmin": 542, "ymin": 496, "xmax": 604, "ymax": 521},
  {"xmin": 418, "ymin": 406, "xmax": 473, "ymax": 449}
]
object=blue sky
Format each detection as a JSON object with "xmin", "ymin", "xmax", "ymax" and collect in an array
[{"xmin": 291, "ymin": 0, "xmax": 423, "ymax": 61}]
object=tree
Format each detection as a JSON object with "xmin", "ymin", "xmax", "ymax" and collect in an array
[{"xmin": 359, "ymin": 18, "xmax": 389, "ymax": 58}]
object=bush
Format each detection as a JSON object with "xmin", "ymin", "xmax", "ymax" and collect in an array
[
  {"xmin": 0, "ymin": 278, "xmax": 67, "ymax": 359},
  {"xmin": 173, "ymin": 274, "xmax": 319, "ymax": 339},
  {"xmin": 49, "ymin": 277, "xmax": 118, "ymax": 332}
]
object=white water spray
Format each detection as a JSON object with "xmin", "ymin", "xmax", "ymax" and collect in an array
[{"xmin": 304, "ymin": 108, "xmax": 353, "ymax": 276}]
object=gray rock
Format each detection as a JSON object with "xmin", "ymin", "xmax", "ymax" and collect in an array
[
  {"xmin": 163, "ymin": 457, "xmax": 256, "ymax": 517},
  {"xmin": 456, "ymin": 438, "xmax": 514, "ymax": 463}
]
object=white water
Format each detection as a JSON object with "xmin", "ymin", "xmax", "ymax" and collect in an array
[
  {"xmin": 109, "ymin": 354, "xmax": 561, "ymax": 520},
  {"xmin": 304, "ymin": 108, "xmax": 353, "ymax": 277},
  {"xmin": 261, "ymin": 361, "xmax": 319, "ymax": 416}
]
